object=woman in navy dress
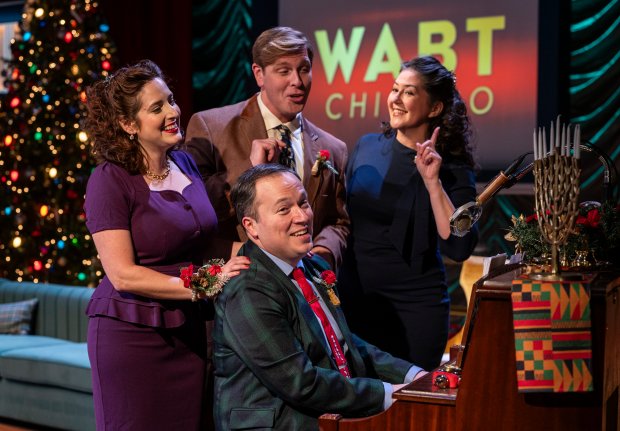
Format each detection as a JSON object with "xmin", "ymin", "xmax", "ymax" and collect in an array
[
  {"xmin": 338, "ymin": 57, "xmax": 478, "ymax": 370},
  {"xmin": 83, "ymin": 60, "xmax": 249, "ymax": 430}
]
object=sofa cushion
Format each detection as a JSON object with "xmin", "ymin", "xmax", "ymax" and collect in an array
[
  {"xmin": 0, "ymin": 342, "xmax": 92, "ymax": 393},
  {"xmin": 0, "ymin": 298, "xmax": 38, "ymax": 334},
  {"xmin": 0, "ymin": 279, "xmax": 93, "ymax": 342},
  {"xmin": 0, "ymin": 334, "xmax": 68, "ymax": 355}
]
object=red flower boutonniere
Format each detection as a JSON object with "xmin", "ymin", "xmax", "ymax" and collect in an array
[
  {"xmin": 180, "ymin": 259, "xmax": 230, "ymax": 301},
  {"xmin": 311, "ymin": 269, "xmax": 341, "ymax": 306},
  {"xmin": 311, "ymin": 149, "xmax": 339, "ymax": 176}
]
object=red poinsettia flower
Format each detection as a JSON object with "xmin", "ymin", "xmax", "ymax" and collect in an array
[
  {"xmin": 320, "ymin": 270, "xmax": 337, "ymax": 285},
  {"xmin": 576, "ymin": 208, "xmax": 600, "ymax": 228},
  {"xmin": 207, "ymin": 264, "xmax": 222, "ymax": 276},
  {"xmin": 525, "ymin": 213, "xmax": 538, "ymax": 223},
  {"xmin": 180, "ymin": 263, "xmax": 194, "ymax": 288}
]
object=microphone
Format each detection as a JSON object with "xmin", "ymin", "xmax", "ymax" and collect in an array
[
  {"xmin": 450, "ymin": 153, "xmax": 533, "ymax": 237},
  {"xmin": 449, "ymin": 201, "xmax": 482, "ymax": 236}
]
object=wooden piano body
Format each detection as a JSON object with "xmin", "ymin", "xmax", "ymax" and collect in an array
[{"xmin": 320, "ymin": 264, "xmax": 620, "ymax": 431}]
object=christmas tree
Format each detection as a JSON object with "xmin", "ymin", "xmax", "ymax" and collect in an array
[{"xmin": 0, "ymin": 0, "xmax": 116, "ymax": 286}]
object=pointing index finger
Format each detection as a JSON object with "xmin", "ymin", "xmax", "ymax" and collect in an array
[{"xmin": 429, "ymin": 127, "xmax": 440, "ymax": 150}]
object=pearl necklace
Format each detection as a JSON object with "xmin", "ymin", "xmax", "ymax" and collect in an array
[{"xmin": 146, "ymin": 158, "xmax": 171, "ymax": 181}]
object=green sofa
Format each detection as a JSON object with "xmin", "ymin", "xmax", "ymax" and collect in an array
[{"xmin": 0, "ymin": 278, "xmax": 94, "ymax": 430}]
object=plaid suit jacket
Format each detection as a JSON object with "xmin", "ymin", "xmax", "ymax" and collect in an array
[
  {"xmin": 213, "ymin": 241, "xmax": 413, "ymax": 430},
  {"xmin": 185, "ymin": 94, "xmax": 350, "ymax": 267}
]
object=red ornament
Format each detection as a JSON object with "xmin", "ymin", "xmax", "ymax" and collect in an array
[
  {"xmin": 9, "ymin": 97, "xmax": 20, "ymax": 108},
  {"xmin": 33, "ymin": 260, "xmax": 43, "ymax": 271},
  {"xmin": 576, "ymin": 208, "xmax": 601, "ymax": 228},
  {"xmin": 102, "ymin": 60, "xmax": 111, "ymax": 71},
  {"xmin": 64, "ymin": 32, "xmax": 73, "ymax": 43},
  {"xmin": 433, "ymin": 369, "xmax": 461, "ymax": 389}
]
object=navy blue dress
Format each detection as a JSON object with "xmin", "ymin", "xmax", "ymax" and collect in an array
[{"xmin": 338, "ymin": 133, "xmax": 478, "ymax": 370}]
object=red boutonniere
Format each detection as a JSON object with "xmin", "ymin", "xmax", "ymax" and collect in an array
[
  {"xmin": 311, "ymin": 149, "xmax": 339, "ymax": 176},
  {"xmin": 311, "ymin": 269, "xmax": 340, "ymax": 306},
  {"xmin": 180, "ymin": 259, "xmax": 230, "ymax": 301}
]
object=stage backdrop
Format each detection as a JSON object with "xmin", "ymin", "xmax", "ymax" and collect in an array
[{"xmin": 280, "ymin": 0, "xmax": 538, "ymax": 171}]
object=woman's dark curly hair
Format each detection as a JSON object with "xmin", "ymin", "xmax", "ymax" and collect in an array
[
  {"xmin": 383, "ymin": 56, "xmax": 476, "ymax": 168},
  {"xmin": 84, "ymin": 59, "xmax": 177, "ymax": 174}
]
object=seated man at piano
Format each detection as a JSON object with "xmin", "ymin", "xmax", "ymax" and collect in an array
[{"xmin": 213, "ymin": 164, "xmax": 427, "ymax": 430}]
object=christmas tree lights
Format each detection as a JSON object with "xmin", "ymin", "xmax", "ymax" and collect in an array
[{"xmin": 0, "ymin": 0, "xmax": 117, "ymax": 285}]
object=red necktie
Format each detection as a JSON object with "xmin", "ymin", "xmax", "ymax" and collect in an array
[{"xmin": 292, "ymin": 267, "xmax": 351, "ymax": 378}]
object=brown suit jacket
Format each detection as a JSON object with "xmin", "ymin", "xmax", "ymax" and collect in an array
[{"xmin": 184, "ymin": 94, "xmax": 350, "ymax": 266}]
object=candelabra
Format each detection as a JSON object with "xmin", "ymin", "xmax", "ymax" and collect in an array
[{"xmin": 532, "ymin": 117, "xmax": 581, "ymax": 277}]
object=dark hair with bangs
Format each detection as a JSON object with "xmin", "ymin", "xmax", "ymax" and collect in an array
[{"xmin": 383, "ymin": 56, "xmax": 476, "ymax": 168}]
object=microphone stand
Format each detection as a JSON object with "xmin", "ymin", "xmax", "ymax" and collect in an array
[
  {"xmin": 449, "ymin": 153, "xmax": 533, "ymax": 237},
  {"xmin": 580, "ymin": 141, "xmax": 617, "ymax": 203},
  {"xmin": 449, "ymin": 141, "xmax": 618, "ymax": 237}
]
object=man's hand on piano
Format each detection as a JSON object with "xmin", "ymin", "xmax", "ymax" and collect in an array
[
  {"xmin": 413, "ymin": 370, "xmax": 429, "ymax": 381},
  {"xmin": 392, "ymin": 383, "xmax": 407, "ymax": 393}
]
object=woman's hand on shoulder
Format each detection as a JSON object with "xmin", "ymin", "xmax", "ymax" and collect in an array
[{"xmin": 222, "ymin": 256, "xmax": 251, "ymax": 278}]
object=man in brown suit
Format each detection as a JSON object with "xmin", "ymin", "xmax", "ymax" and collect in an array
[{"xmin": 185, "ymin": 26, "xmax": 349, "ymax": 269}]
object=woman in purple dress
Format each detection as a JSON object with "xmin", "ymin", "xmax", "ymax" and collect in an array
[{"xmin": 83, "ymin": 60, "xmax": 250, "ymax": 430}]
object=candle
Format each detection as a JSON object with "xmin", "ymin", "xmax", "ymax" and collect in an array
[
  {"xmin": 556, "ymin": 116, "xmax": 561, "ymax": 153},
  {"xmin": 533, "ymin": 130, "xmax": 538, "ymax": 159},
  {"xmin": 575, "ymin": 125, "xmax": 580, "ymax": 159},
  {"xmin": 560, "ymin": 124, "xmax": 566, "ymax": 156},
  {"xmin": 550, "ymin": 121, "xmax": 555, "ymax": 154}
]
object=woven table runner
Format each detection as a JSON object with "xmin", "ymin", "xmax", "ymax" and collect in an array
[{"xmin": 511, "ymin": 276, "xmax": 593, "ymax": 393}]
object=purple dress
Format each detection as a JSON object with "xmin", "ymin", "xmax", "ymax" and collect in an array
[{"xmin": 84, "ymin": 150, "xmax": 217, "ymax": 430}]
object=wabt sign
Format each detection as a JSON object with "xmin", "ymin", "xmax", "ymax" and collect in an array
[{"xmin": 281, "ymin": 0, "xmax": 538, "ymax": 170}]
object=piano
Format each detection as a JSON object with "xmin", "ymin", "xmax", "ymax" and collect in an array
[{"xmin": 320, "ymin": 264, "xmax": 620, "ymax": 431}]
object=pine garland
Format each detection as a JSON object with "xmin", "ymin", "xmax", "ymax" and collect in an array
[{"xmin": 505, "ymin": 201, "xmax": 620, "ymax": 266}]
